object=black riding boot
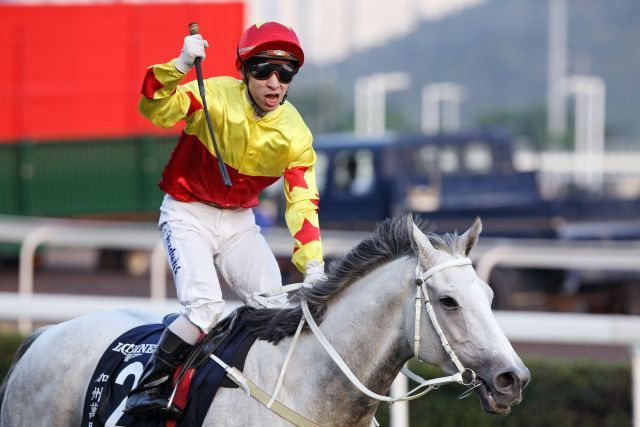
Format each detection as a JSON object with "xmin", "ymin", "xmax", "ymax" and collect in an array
[{"xmin": 123, "ymin": 328, "xmax": 193, "ymax": 419}]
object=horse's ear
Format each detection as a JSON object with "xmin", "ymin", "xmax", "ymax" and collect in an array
[
  {"xmin": 458, "ymin": 217, "xmax": 482, "ymax": 256},
  {"xmin": 410, "ymin": 219, "xmax": 436, "ymax": 259}
]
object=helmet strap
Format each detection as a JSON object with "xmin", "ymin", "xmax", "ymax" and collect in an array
[{"xmin": 242, "ymin": 68, "xmax": 268, "ymax": 118}]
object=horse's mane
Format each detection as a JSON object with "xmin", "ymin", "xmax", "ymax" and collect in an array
[{"xmin": 244, "ymin": 215, "xmax": 463, "ymax": 343}]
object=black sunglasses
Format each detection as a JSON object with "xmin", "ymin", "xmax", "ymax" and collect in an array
[{"xmin": 246, "ymin": 61, "xmax": 297, "ymax": 84}]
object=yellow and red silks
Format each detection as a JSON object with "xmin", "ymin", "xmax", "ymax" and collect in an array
[{"xmin": 140, "ymin": 60, "xmax": 322, "ymax": 273}]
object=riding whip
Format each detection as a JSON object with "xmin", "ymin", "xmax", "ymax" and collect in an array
[{"xmin": 188, "ymin": 22, "xmax": 232, "ymax": 187}]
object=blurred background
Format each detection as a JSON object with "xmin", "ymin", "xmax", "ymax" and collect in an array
[{"xmin": 1, "ymin": 0, "xmax": 639, "ymax": 426}]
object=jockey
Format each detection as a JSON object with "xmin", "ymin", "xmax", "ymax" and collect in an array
[{"xmin": 125, "ymin": 21, "xmax": 325, "ymax": 418}]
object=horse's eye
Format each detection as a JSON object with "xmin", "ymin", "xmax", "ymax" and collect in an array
[{"xmin": 440, "ymin": 296, "xmax": 459, "ymax": 309}]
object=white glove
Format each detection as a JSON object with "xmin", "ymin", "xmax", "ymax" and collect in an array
[
  {"xmin": 175, "ymin": 34, "xmax": 209, "ymax": 74},
  {"xmin": 303, "ymin": 260, "xmax": 327, "ymax": 286}
]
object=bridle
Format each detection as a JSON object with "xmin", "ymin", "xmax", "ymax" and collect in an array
[
  {"xmin": 300, "ymin": 256, "xmax": 479, "ymax": 404},
  {"xmin": 410, "ymin": 257, "xmax": 478, "ymax": 387}
]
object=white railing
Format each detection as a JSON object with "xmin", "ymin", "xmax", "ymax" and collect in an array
[
  {"xmin": 1, "ymin": 215, "xmax": 640, "ymax": 426},
  {"xmin": 17, "ymin": 224, "xmax": 166, "ymax": 299},
  {"xmin": 0, "ymin": 215, "xmax": 366, "ymax": 331},
  {"xmin": 474, "ymin": 238, "xmax": 640, "ymax": 282},
  {"xmin": 0, "ymin": 215, "xmax": 367, "ymax": 299}
]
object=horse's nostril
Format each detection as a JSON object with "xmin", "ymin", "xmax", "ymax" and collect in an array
[
  {"xmin": 495, "ymin": 371, "xmax": 517, "ymax": 391},
  {"xmin": 495, "ymin": 367, "xmax": 530, "ymax": 393}
]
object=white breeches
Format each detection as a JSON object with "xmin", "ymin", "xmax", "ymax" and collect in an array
[{"xmin": 159, "ymin": 195, "xmax": 284, "ymax": 333}]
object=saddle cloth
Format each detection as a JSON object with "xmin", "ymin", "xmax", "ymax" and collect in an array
[{"xmin": 80, "ymin": 308, "xmax": 258, "ymax": 427}]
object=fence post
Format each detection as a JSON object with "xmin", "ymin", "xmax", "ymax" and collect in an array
[
  {"xmin": 633, "ymin": 344, "xmax": 640, "ymax": 427},
  {"xmin": 390, "ymin": 374, "xmax": 409, "ymax": 427},
  {"xmin": 18, "ymin": 226, "xmax": 53, "ymax": 333}
]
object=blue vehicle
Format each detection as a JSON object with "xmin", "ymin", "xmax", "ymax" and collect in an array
[{"xmin": 307, "ymin": 131, "xmax": 552, "ymax": 237}]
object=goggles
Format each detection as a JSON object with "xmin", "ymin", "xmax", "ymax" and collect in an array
[{"xmin": 245, "ymin": 61, "xmax": 297, "ymax": 84}]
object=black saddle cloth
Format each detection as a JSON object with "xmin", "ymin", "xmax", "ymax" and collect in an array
[{"xmin": 80, "ymin": 307, "xmax": 258, "ymax": 427}]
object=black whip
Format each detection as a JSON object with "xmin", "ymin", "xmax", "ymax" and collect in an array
[{"xmin": 189, "ymin": 22, "xmax": 232, "ymax": 187}]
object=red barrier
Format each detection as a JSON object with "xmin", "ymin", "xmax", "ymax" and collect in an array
[{"xmin": 0, "ymin": 3, "xmax": 244, "ymax": 142}]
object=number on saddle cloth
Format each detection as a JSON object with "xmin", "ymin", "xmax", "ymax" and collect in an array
[{"xmin": 80, "ymin": 307, "xmax": 259, "ymax": 427}]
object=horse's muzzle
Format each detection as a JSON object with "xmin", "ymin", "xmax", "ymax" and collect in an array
[{"xmin": 475, "ymin": 365, "xmax": 530, "ymax": 414}]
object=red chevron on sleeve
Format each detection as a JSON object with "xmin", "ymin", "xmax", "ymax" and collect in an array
[
  {"xmin": 186, "ymin": 91, "xmax": 203, "ymax": 117},
  {"xmin": 284, "ymin": 166, "xmax": 309, "ymax": 191},
  {"xmin": 141, "ymin": 67, "xmax": 164, "ymax": 99},
  {"xmin": 294, "ymin": 218, "xmax": 320, "ymax": 246}
]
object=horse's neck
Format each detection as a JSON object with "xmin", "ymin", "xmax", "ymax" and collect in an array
[
  {"xmin": 299, "ymin": 257, "xmax": 414, "ymax": 418},
  {"xmin": 217, "ymin": 258, "xmax": 416, "ymax": 427}
]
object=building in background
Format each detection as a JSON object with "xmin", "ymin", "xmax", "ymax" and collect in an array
[{"xmin": 245, "ymin": 0, "xmax": 485, "ymax": 64}]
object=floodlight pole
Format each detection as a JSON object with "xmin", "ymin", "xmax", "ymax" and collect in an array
[
  {"xmin": 422, "ymin": 82, "xmax": 468, "ymax": 134},
  {"xmin": 634, "ymin": 344, "xmax": 640, "ymax": 427},
  {"xmin": 547, "ymin": 0, "xmax": 569, "ymax": 137},
  {"xmin": 566, "ymin": 75, "xmax": 606, "ymax": 194},
  {"xmin": 355, "ymin": 72, "xmax": 411, "ymax": 137}
]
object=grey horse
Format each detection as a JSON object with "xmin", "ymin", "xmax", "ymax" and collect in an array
[{"xmin": 0, "ymin": 216, "xmax": 529, "ymax": 426}]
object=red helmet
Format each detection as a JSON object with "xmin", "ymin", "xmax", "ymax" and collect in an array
[{"xmin": 236, "ymin": 22, "xmax": 305, "ymax": 70}]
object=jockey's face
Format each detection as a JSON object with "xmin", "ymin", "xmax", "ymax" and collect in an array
[{"xmin": 245, "ymin": 59, "xmax": 293, "ymax": 113}]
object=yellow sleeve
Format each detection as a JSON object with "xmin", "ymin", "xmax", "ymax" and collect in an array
[
  {"xmin": 284, "ymin": 133, "xmax": 324, "ymax": 274},
  {"xmin": 138, "ymin": 59, "xmax": 202, "ymax": 129}
]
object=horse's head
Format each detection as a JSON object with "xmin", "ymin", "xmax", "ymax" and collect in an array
[{"xmin": 409, "ymin": 217, "xmax": 530, "ymax": 414}]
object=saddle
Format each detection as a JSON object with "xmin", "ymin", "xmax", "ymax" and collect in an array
[
  {"xmin": 81, "ymin": 307, "xmax": 259, "ymax": 427},
  {"xmin": 165, "ymin": 306, "xmax": 253, "ymax": 388}
]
